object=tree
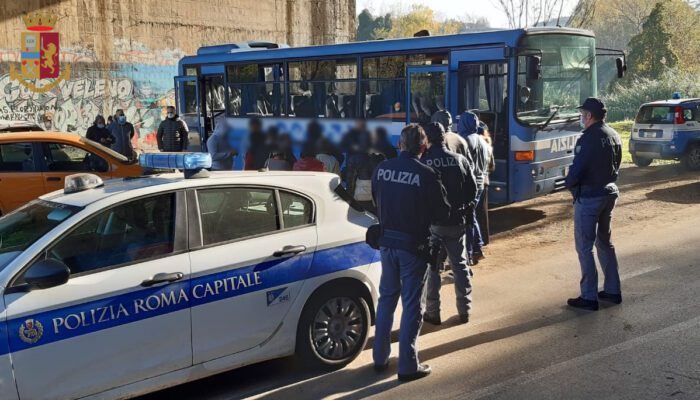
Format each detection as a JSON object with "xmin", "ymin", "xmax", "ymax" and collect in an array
[
  {"xmin": 370, "ymin": 5, "xmax": 490, "ymax": 39},
  {"xmin": 627, "ymin": 2, "xmax": 679, "ymax": 79},
  {"xmin": 356, "ymin": 9, "xmax": 393, "ymax": 41},
  {"xmin": 493, "ymin": 0, "xmax": 571, "ymax": 28}
]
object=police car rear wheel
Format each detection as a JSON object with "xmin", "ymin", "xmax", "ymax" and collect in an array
[
  {"xmin": 297, "ymin": 291, "xmax": 370, "ymax": 368},
  {"xmin": 681, "ymin": 144, "xmax": 700, "ymax": 171},
  {"xmin": 632, "ymin": 155, "xmax": 653, "ymax": 167}
]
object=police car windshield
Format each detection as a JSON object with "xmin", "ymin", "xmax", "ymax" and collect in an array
[
  {"xmin": 0, "ymin": 201, "xmax": 80, "ymax": 270},
  {"xmin": 516, "ymin": 34, "xmax": 596, "ymax": 126}
]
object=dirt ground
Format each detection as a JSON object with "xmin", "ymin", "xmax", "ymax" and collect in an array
[{"xmin": 484, "ymin": 163, "xmax": 700, "ymax": 271}]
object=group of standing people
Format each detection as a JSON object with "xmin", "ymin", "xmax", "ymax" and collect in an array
[
  {"xmin": 370, "ymin": 110, "xmax": 494, "ymax": 382},
  {"xmin": 371, "ymin": 97, "xmax": 623, "ymax": 383},
  {"xmin": 85, "ymin": 106, "xmax": 190, "ymax": 159}
]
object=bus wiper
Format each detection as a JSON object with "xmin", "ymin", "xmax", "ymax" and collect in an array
[{"xmin": 539, "ymin": 107, "xmax": 561, "ymax": 130}]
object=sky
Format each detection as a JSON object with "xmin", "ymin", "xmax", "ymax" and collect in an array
[{"xmin": 356, "ymin": 0, "xmax": 579, "ymax": 29}]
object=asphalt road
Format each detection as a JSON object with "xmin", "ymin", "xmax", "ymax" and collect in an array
[{"xmin": 142, "ymin": 164, "xmax": 700, "ymax": 400}]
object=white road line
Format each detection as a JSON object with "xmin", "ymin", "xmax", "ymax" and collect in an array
[
  {"xmin": 620, "ymin": 265, "xmax": 663, "ymax": 280},
  {"xmin": 450, "ymin": 315, "xmax": 700, "ymax": 400}
]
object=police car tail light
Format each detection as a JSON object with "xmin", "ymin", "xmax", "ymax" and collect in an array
[
  {"xmin": 139, "ymin": 152, "xmax": 212, "ymax": 179},
  {"xmin": 673, "ymin": 106, "xmax": 685, "ymax": 125},
  {"xmin": 64, "ymin": 173, "xmax": 104, "ymax": 194}
]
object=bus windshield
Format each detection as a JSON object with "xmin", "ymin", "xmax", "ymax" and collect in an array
[{"xmin": 516, "ymin": 34, "xmax": 596, "ymax": 125}]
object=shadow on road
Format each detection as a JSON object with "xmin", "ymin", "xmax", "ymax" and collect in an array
[
  {"xmin": 490, "ymin": 207, "xmax": 547, "ymax": 236},
  {"xmin": 646, "ymin": 181, "xmax": 700, "ymax": 204}
]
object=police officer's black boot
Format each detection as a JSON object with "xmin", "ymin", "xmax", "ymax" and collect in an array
[
  {"xmin": 567, "ymin": 296, "xmax": 599, "ymax": 311},
  {"xmin": 598, "ymin": 291, "xmax": 622, "ymax": 304},
  {"xmin": 398, "ymin": 364, "xmax": 432, "ymax": 382},
  {"xmin": 423, "ymin": 313, "xmax": 441, "ymax": 325}
]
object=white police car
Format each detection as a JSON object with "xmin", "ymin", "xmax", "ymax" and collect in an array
[
  {"xmin": 0, "ymin": 153, "xmax": 381, "ymax": 400},
  {"xmin": 630, "ymin": 93, "xmax": 700, "ymax": 169}
]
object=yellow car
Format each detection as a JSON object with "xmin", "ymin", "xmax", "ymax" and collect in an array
[{"xmin": 0, "ymin": 132, "xmax": 142, "ymax": 215}]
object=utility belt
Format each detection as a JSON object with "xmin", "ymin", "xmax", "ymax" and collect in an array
[
  {"xmin": 366, "ymin": 227, "xmax": 434, "ymax": 263},
  {"xmin": 574, "ymin": 183, "xmax": 619, "ymax": 202}
]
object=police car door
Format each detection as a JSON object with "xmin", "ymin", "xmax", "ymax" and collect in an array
[
  {"xmin": 3, "ymin": 192, "xmax": 192, "ymax": 400},
  {"xmin": 188, "ymin": 186, "xmax": 317, "ymax": 363}
]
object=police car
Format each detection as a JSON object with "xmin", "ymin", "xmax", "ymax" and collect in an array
[
  {"xmin": 629, "ymin": 93, "xmax": 700, "ymax": 170},
  {"xmin": 0, "ymin": 153, "xmax": 380, "ymax": 400}
]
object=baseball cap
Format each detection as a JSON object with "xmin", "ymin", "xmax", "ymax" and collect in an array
[{"xmin": 577, "ymin": 97, "xmax": 607, "ymax": 116}]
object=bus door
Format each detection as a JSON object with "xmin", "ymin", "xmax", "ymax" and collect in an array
[
  {"xmin": 451, "ymin": 47, "xmax": 509, "ymax": 203},
  {"xmin": 406, "ymin": 65, "xmax": 448, "ymax": 125},
  {"xmin": 198, "ymin": 74, "xmax": 226, "ymax": 151},
  {"xmin": 174, "ymin": 76, "xmax": 200, "ymax": 151}
]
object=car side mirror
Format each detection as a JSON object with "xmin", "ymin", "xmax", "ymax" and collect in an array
[
  {"xmin": 24, "ymin": 259, "xmax": 70, "ymax": 290},
  {"xmin": 526, "ymin": 56, "xmax": 542, "ymax": 81},
  {"xmin": 616, "ymin": 57, "xmax": 627, "ymax": 78}
]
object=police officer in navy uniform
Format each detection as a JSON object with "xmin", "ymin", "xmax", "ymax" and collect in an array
[
  {"xmin": 564, "ymin": 97, "xmax": 623, "ymax": 311},
  {"xmin": 372, "ymin": 124, "xmax": 450, "ymax": 382},
  {"xmin": 421, "ymin": 122, "xmax": 478, "ymax": 325}
]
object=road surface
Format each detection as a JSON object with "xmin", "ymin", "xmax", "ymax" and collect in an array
[{"xmin": 141, "ymin": 164, "xmax": 700, "ymax": 400}]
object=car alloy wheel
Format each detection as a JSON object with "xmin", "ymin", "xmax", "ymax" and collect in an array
[{"xmin": 311, "ymin": 297, "xmax": 364, "ymax": 361}]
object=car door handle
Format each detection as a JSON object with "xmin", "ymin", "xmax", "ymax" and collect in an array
[
  {"xmin": 273, "ymin": 245, "xmax": 307, "ymax": 257},
  {"xmin": 46, "ymin": 177, "xmax": 61, "ymax": 182},
  {"xmin": 141, "ymin": 272, "xmax": 184, "ymax": 287}
]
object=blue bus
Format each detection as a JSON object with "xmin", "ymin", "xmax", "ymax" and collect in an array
[{"xmin": 175, "ymin": 27, "xmax": 624, "ymax": 204}]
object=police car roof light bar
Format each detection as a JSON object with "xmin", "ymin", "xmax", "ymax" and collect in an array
[
  {"xmin": 64, "ymin": 173, "xmax": 104, "ymax": 194},
  {"xmin": 139, "ymin": 153, "xmax": 212, "ymax": 179}
]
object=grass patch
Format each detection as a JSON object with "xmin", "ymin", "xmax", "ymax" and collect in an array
[{"xmin": 607, "ymin": 120, "xmax": 679, "ymax": 166}]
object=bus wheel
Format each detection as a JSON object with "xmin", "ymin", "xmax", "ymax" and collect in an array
[
  {"xmin": 632, "ymin": 155, "xmax": 653, "ymax": 167},
  {"xmin": 296, "ymin": 288, "xmax": 370, "ymax": 369},
  {"xmin": 682, "ymin": 144, "xmax": 700, "ymax": 171}
]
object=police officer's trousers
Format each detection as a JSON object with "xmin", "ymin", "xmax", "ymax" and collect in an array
[
  {"xmin": 469, "ymin": 187, "xmax": 485, "ymax": 256},
  {"xmin": 426, "ymin": 224, "xmax": 472, "ymax": 317},
  {"xmin": 574, "ymin": 194, "xmax": 621, "ymax": 300},
  {"xmin": 373, "ymin": 247, "xmax": 428, "ymax": 374}
]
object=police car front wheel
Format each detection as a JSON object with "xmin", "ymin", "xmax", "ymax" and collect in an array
[
  {"xmin": 682, "ymin": 144, "xmax": 700, "ymax": 171},
  {"xmin": 297, "ymin": 289, "xmax": 370, "ymax": 368}
]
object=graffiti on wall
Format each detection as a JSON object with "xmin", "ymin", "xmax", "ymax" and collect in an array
[{"xmin": 0, "ymin": 41, "xmax": 185, "ymax": 148}]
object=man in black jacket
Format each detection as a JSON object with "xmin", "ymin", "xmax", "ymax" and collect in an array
[
  {"xmin": 564, "ymin": 97, "xmax": 623, "ymax": 311},
  {"xmin": 157, "ymin": 106, "xmax": 189, "ymax": 152},
  {"xmin": 421, "ymin": 122, "xmax": 478, "ymax": 325},
  {"xmin": 372, "ymin": 124, "xmax": 450, "ymax": 382}
]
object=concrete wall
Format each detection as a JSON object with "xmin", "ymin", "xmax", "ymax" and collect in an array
[{"xmin": 0, "ymin": 0, "xmax": 355, "ymax": 147}]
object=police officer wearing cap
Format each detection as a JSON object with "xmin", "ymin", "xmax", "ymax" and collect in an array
[
  {"xmin": 564, "ymin": 97, "xmax": 623, "ymax": 311},
  {"xmin": 421, "ymin": 122, "xmax": 478, "ymax": 325},
  {"xmin": 372, "ymin": 124, "xmax": 450, "ymax": 382}
]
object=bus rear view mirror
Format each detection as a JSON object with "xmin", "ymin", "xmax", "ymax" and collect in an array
[
  {"xmin": 526, "ymin": 56, "xmax": 541, "ymax": 81},
  {"xmin": 616, "ymin": 57, "xmax": 627, "ymax": 78}
]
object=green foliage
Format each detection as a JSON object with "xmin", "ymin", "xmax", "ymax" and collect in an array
[
  {"xmin": 627, "ymin": 1, "xmax": 679, "ymax": 80},
  {"xmin": 603, "ymin": 69, "xmax": 700, "ymax": 121},
  {"xmin": 356, "ymin": 9, "xmax": 392, "ymax": 41},
  {"xmin": 608, "ymin": 120, "xmax": 633, "ymax": 163}
]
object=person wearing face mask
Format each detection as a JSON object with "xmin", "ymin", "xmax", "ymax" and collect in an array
[
  {"xmin": 86, "ymin": 115, "xmax": 115, "ymax": 147},
  {"xmin": 108, "ymin": 109, "xmax": 136, "ymax": 159},
  {"xmin": 564, "ymin": 97, "xmax": 622, "ymax": 311},
  {"xmin": 371, "ymin": 124, "xmax": 450, "ymax": 382},
  {"xmin": 157, "ymin": 106, "xmax": 189, "ymax": 152}
]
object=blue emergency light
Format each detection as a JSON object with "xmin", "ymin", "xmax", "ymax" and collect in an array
[
  {"xmin": 672, "ymin": 92, "xmax": 682, "ymax": 100},
  {"xmin": 139, "ymin": 152, "xmax": 212, "ymax": 178}
]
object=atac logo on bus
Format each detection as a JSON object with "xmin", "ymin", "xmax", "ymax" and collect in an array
[
  {"xmin": 9, "ymin": 13, "xmax": 72, "ymax": 93},
  {"xmin": 18, "ymin": 319, "xmax": 44, "ymax": 345}
]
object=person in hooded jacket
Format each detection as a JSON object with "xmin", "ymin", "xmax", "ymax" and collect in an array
[
  {"xmin": 157, "ymin": 106, "xmax": 189, "ymax": 152},
  {"xmin": 421, "ymin": 122, "xmax": 478, "ymax": 325},
  {"xmin": 109, "ymin": 109, "xmax": 136, "ymax": 159},
  {"xmin": 457, "ymin": 111, "xmax": 490, "ymax": 263},
  {"xmin": 86, "ymin": 115, "xmax": 115, "ymax": 147}
]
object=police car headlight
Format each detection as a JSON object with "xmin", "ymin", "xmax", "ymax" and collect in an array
[{"xmin": 65, "ymin": 173, "xmax": 104, "ymax": 194}]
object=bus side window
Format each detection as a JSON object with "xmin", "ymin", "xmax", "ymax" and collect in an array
[
  {"xmin": 227, "ymin": 64, "xmax": 285, "ymax": 117},
  {"xmin": 288, "ymin": 59, "xmax": 357, "ymax": 119}
]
